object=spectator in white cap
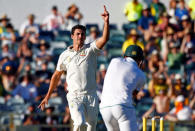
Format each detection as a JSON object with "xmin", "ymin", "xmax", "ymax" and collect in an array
[
  {"xmin": 178, "ymin": 15, "xmax": 192, "ymax": 37},
  {"xmin": 170, "ymin": 74, "xmax": 183, "ymax": 97},
  {"xmin": 168, "ymin": 0, "xmax": 177, "ymax": 19},
  {"xmin": 165, "ymin": 95, "xmax": 192, "ymax": 121},
  {"xmin": 171, "ymin": 73, "xmax": 191, "ymax": 100},
  {"xmin": 1, "ymin": 23, "xmax": 16, "ymax": 47},
  {"xmin": 180, "ymin": 31, "xmax": 194, "ymax": 55},
  {"xmin": 148, "ymin": 50, "xmax": 164, "ymax": 75},
  {"xmin": 85, "ymin": 27, "xmax": 99, "ymax": 44},
  {"xmin": 1, "ymin": 40, "xmax": 15, "ymax": 60},
  {"xmin": 148, "ymin": 73, "xmax": 170, "ymax": 97}
]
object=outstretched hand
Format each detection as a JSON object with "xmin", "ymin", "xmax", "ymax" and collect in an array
[
  {"xmin": 101, "ymin": 5, "xmax": 109, "ymax": 23},
  {"xmin": 38, "ymin": 96, "xmax": 49, "ymax": 111}
]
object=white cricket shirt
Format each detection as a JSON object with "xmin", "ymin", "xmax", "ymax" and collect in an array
[
  {"xmin": 56, "ymin": 41, "xmax": 100, "ymax": 95},
  {"xmin": 169, "ymin": 106, "xmax": 192, "ymax": 120},
  {"xmin": 100, "ymin": 57, "xmax": 146, "ymax": 108}
]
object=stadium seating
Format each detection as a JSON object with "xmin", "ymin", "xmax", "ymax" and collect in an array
[
  {"xmin": 54, "ymin": 30, "xmax": 72, "ymax": 46},
  {"xmin": 39, "ymin": 31, "xmax": 55, "ymax": 42}
]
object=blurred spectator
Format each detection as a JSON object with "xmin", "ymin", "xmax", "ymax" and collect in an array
[
  {"xmin": 34, "ymin": 78, "xmax": 49, "ymax": 101},
  {"xmin": 96, "ymin": 64, "xmax": 107, "ymax": 101},
  {"xmin": 168, "ymin": 0, "xmax": 177, "ymax": 23},
  {"xmin": 0, "ymin": 55, "xmax": 9, "ymax": 66},
  {"xmin": 143, "ymin": 89, "xmax": 170, "ymax": 118},
  {"xmin": 18, "ymin": 62, "xmax": 34, "ymax": 78},
  {"xmin": 34, "ymin": 40, "xmax": 52, "ymax": 70},
  {"xmin": 150, "ymin": 0, "xmax": 166, "ymax": 21},
  {"xmin": 168, "ymin": 0, "xmax": 177, "ymax": 17},
  {"xmin": 17, "ymin": 40, "xmax": 33, "ymax": 61},
  {"xmin": 12, "ymin": 74, "xmax": 37, "ymax": 102},
  {"xmin": 63, "ymin": 106, "xmax": 70, "ymax": 125},
  {"xmin": 189, "ymin": 92, "xmax": 195, "ymax": 120},
  {"xmin": 34, "ymin": 62, "xmax": 53, "ymax": 101},
  {"xmin": 175, "ymin": 0, "xmax": 189, "ymax": 21},
  {"xmin": 160, "ymin": 27, "xmax": 181, "ymax": 62},
  {"xmin": 148, "ymin": 73, "xmax": 170, "ymax": 97},
  {"xmin": 170, "ymin": 74, "xmax": 191, "ymax": 104},
  {"xmin": 138, "ymin": 5, "xmax": 155, "ymax": 34},
  {"xmin": 123, "ymin": 0, "xmax": 143, "ymax": 23},
  {"xmin": 180, "ymin": 33, "xmax": 195, "ymax": 72},
  {"xmin": 145, "ymin": 37, "xmax": 160, "ymax": 55},
  {"xmin": 143, "ymin": 22, "xmax": 156, "ymax": 41},
  {"xmin": 188, "ymin": 0, "xmax": 195, "ymax": 20},
  {"xmin": 165, "ymin": 41, "xmax": 185, "ymax": 74},
  {"xmin": 23, "ymin": 104, "xmax": 39, "ymax": 125},
  {"xmin": 1, "ymin": 41, "xmax": 16, "ymax": 60},
  {"xmin": 20, "ymin": 14, "xmax": 40, "ymax": 44},
  {"xmin": 85, "ymin": 27, "xmax": 99, "ymax": 44},
  {"xmin": 65, "ymin": 4, "xmax": 83, "ymax": 31},
  {"xmin": 190, "ymin": 72, "xmax": 195, "ymax": 97},
  {"xmin": 157, "ymin": 12, "xmax": 169, "ymax": 31},
  {"xmin": 177, "ymin": 15, "xmax": 192, "ymax": 39},
  {"xmin": 1, "ymin": 60, "xmax": 18, "ymax": 92},
  {"xmin": 0, "ymin": 14, "xmax": 10, "ymax": 35},
  {"xmin": 59, "ymin": 81, "xmax": 71, "ymax": 125},
  {"xmin": 122, "ymin": 29, "xmax": 144, "ymax": 53},
  {"xmin": 165, "ymin": 95, "xmax": 192, "ymax": 121},
  {"xmin": 98, "ymin": 64, "xmax": 107, "ymax": 86},
  {"xmin": 1, "ymin": 23, "xmax": 16, "ymax": 47},
  {"xmin": 0, "ymin": 60, "xmax": 8, "ymax": 96},
  {"xmin": 148, "ymin": 50, "xmax": 164, "ymax": 74},
  {"xmin": 40, "ymin": 104, "xmax": 58, "ymax": 131},
  {"xmin": 42, "ymin": 5, "xmax": 64, "ymax": 31}
]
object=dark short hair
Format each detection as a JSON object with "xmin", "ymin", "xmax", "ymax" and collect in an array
[
  {"xmin": 52, "ymin": 5, "xmax": 58, "ymax": 10},
  {"xmin": 6, "ymin": 23, "xmax": 13, "ymax": 29},
  {"xmin": 71, "ymin": 25, "xmax": 86, "ymax": 35}
]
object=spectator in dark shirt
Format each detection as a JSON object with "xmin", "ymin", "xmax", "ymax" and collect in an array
[
  {"xmin": 175, "ymin": 0, "xmax": 189, "ymax": 21},
  {"xmin": 138, "ymin": 5, "xmax": 155, "ymax": 34},
  {"xmin": 12, "ymin": 74, "xmax": 37, "ymax": 102}
]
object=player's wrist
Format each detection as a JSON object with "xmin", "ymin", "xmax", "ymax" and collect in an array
[
  {"xmin": 45, "ymin": 94, "xmax": 50, "ymax": 99},
  {"xmin": 104, "ymin": 20, "xmax": 109, "ymax": 25}
]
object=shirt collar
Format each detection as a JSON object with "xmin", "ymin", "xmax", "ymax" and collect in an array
[
  {"xmin": 67, "ymin": 44, "xmax": 86, "ymax": 52},
  {"xmin": 125, "ymin": 57, "xmax": 138, "ymax": 66}
]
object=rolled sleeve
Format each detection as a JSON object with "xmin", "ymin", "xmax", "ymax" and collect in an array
[
  {"xmin": 91, "ymin": 40, "xmax": 101, "ymax": 54},
  {"xmin": 136, "ymin": 72, "xmax": 146, "ymax": 91},
  {"xmin": 56, "ymin": 53, "xmax": 66, "ymax": 71}
]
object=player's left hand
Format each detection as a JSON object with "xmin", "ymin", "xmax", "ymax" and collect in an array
[{"xmin": 101, "ymin": 5, "xmax": 109, "ymax": 23}]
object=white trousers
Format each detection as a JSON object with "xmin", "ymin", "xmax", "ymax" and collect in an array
[
  {"xmin": 100, "ymin": 105, "xmax": 138, "ymax": 131},
  {"xmin": 67, "ymin": 93, "xmax": 99, "ymax": 131}
]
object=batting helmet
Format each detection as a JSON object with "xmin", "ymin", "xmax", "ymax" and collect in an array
[{"xmin": 124, "ymin": 45, "xmax": 144, "ymax": 61}]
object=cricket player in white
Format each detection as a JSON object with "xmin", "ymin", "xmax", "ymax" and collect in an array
[
  {"xmin": 38, "ymin": 5, "xmax": 109, "ymax": 131},
  {"xmin": 100, "ymin": 45, "xmax": 146, "ymax": 131}
]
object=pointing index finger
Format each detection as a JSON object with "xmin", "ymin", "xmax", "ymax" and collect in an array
[{"xmin": 104, "ymin": 5, "xmax": 107, "ymax": 12}]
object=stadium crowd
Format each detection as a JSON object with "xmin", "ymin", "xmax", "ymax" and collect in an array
[{"xmin": 0, "ymin": 0, "xmax": 195, "ymax": 130}]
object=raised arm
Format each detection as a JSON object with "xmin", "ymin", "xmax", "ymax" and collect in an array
[
  {"xmin": 96, "ymin": 5, "xmax": 109, "ymax": 49},
  {"xmin": 38, "ymin": 70, "xmax": 63, "ymax": 111}
]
